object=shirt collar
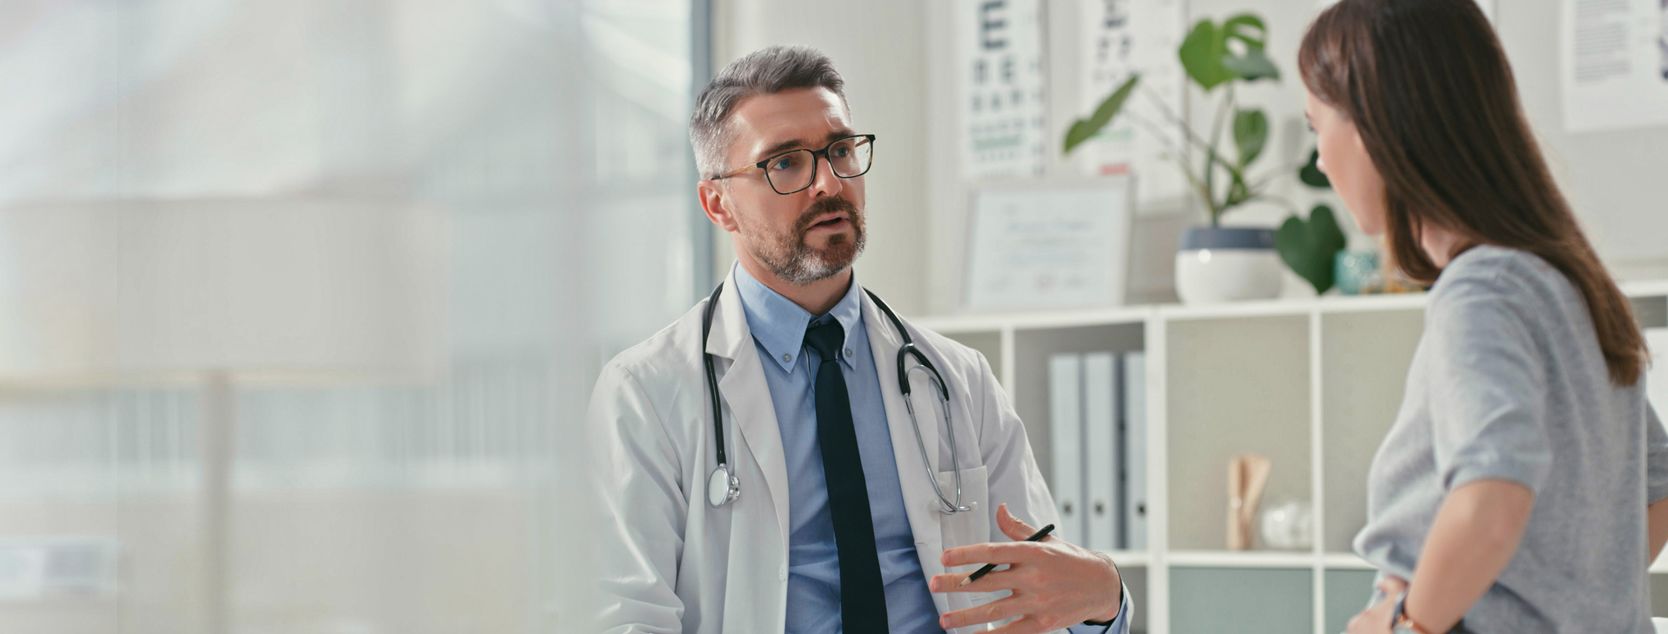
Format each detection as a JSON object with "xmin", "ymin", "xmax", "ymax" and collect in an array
[{"xmin": 733, "ymin": 262, "xmax": 866, "ymax": 373}]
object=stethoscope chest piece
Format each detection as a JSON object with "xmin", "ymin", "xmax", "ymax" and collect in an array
[{"xmin": 708, "ymin": 464, "xmax": 740, "ymax": 507}]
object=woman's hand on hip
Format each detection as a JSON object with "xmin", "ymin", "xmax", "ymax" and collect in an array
[{"xmin": 1347, "ymin": 576, "xmax": 1408, "ymax": 634}]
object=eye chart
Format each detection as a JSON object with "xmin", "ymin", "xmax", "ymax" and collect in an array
[
  {"xmin": 959, "ymin": 0, "xmax": 1049, "ymax": 178},
  {"xmin": 1077, "ymin": 0, "xmax": 1187, "ymax": 205}
]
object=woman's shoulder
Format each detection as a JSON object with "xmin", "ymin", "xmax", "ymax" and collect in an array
[
  {"xmin": 1429, "ymin": 244, "xmax": 1581, "ymax": 330},
  {"xmin": 1443, "ymin": 243, "xmax": 1549, "ymax": 280},
  {"xmin": 1435, "ymin": 245, "xmax": 1568, "ymax": 300}
]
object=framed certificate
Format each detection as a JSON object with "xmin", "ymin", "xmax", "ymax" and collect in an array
[{"xmin": 964, "ymin": 177, "xmax": 1135, "ymax": 312}]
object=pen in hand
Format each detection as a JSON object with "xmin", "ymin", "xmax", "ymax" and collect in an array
[{"xmin": 958, "ymin": 523, "xmax": 1055, "ymax": 587}]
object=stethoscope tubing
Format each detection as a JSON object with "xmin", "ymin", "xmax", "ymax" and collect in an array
[{"xmin": 700, "ymin": 281, "xmax": 969, "ymax": 514}]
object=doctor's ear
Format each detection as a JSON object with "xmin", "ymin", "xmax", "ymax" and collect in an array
[{"xmin": 698, "ymin": 180, "xmax": 740, "ymax": 233}]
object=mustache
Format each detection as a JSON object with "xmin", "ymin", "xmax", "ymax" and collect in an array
[{"xmin": 794, "ymin": 197, "xmax": 859, "ymax": 233}]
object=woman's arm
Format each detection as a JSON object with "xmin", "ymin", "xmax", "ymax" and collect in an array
[
  {"xmin": 1646, "ymin": 405, "xmax": 1668, "ymax": 564},
  {"xmin": 1649, "ymin": 498, "xmax": 1668, "ymax": 563},
  {"xmin": 1402, "ymin": 479, "xmax": 1534, "ymax": 631}
]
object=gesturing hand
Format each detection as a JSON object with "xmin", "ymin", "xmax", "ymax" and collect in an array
[{"xmin": 928, "ymin": 504, "xmax": 1123, "ymax": 633}]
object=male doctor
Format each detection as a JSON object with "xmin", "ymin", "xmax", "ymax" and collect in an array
[{"xmin": 587, "ymin": 46, "xmax": 1130, "ymax": 633}]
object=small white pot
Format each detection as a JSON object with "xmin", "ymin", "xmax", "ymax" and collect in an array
[{"xmin": 1174, "ymin": 226, "xmax": 1283, "ymax": 305}]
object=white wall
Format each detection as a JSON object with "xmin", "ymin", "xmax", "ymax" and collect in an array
[
  {"xmin": 922, "ymin": 0, "xmax": 1235, "ymax": 313},
  {"xmin": 722, "ymin": 0, "xmax": 1668, "ymax": 316},
  {"xmin": 1489, "ymin": 0, "xmax": 1668, "ymax": 279},
  {"xmin": 1186, "ymin": 0, "xmax": 1668, "ymax": 278},
  {"xmin": 709, "ymin": 0, "xmax": 930, "ymax": 315}
]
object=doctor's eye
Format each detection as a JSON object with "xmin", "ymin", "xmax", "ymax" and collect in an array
[{"xmin": 768, "ymin": 152, "xmax": 805, "ymax": 172}]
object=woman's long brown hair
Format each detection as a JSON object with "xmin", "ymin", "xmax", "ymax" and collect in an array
[{"xmin": 1299, "ymin": 0, "xmax": 1647, "ymax": 386}]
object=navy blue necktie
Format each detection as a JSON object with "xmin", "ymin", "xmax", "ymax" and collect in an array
[{"xmin": 803, "ymin": 318, "xmax": 888, "ymax": 632}]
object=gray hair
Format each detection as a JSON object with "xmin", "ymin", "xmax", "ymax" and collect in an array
[{"xmin": 689, "ymin": 45, "xmax": 847, "ymax": 178}]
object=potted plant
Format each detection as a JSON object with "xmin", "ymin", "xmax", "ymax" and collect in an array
[
  {"xmin": 1064, "ymin": 13, "xmax": 1345, "ymax": 303},
  {"xmin": 1278, "ymin": 148, "xmax": 1348, "ymax": 295}
]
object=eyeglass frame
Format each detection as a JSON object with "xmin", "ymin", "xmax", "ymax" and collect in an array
[{"xmin": 706, "ymin": 133, "xmax": 877, "ymax": 195}]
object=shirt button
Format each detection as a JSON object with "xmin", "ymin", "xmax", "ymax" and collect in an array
[
  {"xmin": 782, "ymin": 354, "xmax": 791, "ymax": 363},
  {"xmin": 778, "ymin": 566, "xmax": 788, "ymax": 581},
  {"xmin": 844, "ymin": 348, "xmax": 853, "ymax": 358}
]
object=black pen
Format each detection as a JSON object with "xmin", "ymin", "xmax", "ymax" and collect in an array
[{"xmin": 959, "ymin": 523, "xmax": 1055, "ymax": 587}]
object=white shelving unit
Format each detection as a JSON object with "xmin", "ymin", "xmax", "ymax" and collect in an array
[{"xmin": 917, "ymin": 281, "xmax": 1668, "ymax": 634}]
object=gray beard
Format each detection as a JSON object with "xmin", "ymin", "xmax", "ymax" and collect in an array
[{"xmin": 746, "ymin": 221, "xmax": 865, "ymax": 285}]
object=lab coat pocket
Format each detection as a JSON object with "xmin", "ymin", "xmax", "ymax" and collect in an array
[
  {"xmin": 935, "ymin": 465, "xmax": 990, "ymax": 550},
  {"xmin": 936, "ymin": 465, "xmax": 1009, "ymax": 629}
]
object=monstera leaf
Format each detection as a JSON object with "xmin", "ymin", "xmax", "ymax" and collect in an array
[
  {"xmin": 1220, "ymin": 15, "xmax": 1279, "ymax": 81},
  {"xmin": 1277, "ymin": 205, "xmax": 1348, "ymax": 294},
  {"xmin": 1299, "ymin": 148, "xmax": 1331, "ymax": 189},
  {"xmin": 1065, "ymin": 11, "xmax": 1288, "ymax": 228},
  {"xmin": 1063, "ymin": 75, "xmax": 1141, "ymax": 154},
  {"xmin": 1233, "ymin": 109, "xmax": 1268, "ymax": 166},
  {"xmin": 1179, "ymin": 21, "xmax": 1235, "ymax": 90},
  {"xmin": 1180, "ymin": 14, "xmax": 1280, "ymax": 91}
]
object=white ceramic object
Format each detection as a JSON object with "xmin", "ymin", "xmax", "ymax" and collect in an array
[
  {"xmin": 1174, "ymin": 226, "xmax": 1284, "ymax": 305},
  {"xmin": 1175, "ymin": 247, "xmax": 1284, "ymax": 304},
  {"xmin": 1258, "ymin": 499, "xmax": 1314, "ymax": 551}
]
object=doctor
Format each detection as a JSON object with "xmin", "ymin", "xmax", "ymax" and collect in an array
[{"xmin": 587, "ymin": 45, "xmax": 1130, "ymax": 634}]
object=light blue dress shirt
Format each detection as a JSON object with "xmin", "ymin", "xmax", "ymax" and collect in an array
[{"xmin": 733, "ymin": 264, "xmax": 1127, "ymax": 634}]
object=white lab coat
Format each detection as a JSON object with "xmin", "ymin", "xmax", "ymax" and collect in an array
[{"xmin": 585, "ymin": 269, "xmax": 1086, "ymax": 633}]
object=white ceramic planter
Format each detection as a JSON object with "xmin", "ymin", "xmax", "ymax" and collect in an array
[{"xmin": 1174, "ymin": 226, "xmax": 1283, "ymax": 304}]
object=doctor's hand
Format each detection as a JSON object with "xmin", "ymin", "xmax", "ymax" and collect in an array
[
  {"xmin": 928, "ymin": 503, "xmax": 1122, "ymax": 633},
  {"xmin": 1345, "ymin": 576, "xmax": 1406, "ymax": 634}
]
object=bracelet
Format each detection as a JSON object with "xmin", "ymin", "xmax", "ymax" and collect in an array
[{"xmin": 1391, "ymin": 591, "xmax": 1437, "ymax": 634}]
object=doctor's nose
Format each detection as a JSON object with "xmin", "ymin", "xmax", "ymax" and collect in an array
[{"xmin": 807, "ymin": 155, "xmax": 845, "ymax": 198}]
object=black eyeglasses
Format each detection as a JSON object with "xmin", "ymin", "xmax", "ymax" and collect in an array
[{"xmin": 709, "ymin": 134, "xmax": 876, "ymax": 195}]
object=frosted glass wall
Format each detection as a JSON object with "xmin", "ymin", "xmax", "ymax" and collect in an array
[{"xmin": 0, "ymin": 1, "xmax": 702, "ymax": 632}]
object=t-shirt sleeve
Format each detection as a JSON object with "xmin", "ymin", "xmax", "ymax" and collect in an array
[
  {"xmin": 1646, "ymin": 403, "xmax": 1668, "ymax": 504},
  {"xmin": 1424, "ymin": 271, "xmax": 1554, "ymax": 494}
]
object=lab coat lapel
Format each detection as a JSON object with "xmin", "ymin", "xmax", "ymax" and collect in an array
[
  {"xmin": 705, "ymin": 272, "xmax": 792, "ymax": 551},
  {"xmin": 861, "ymin": 292, "xmax": 941, "ymax": 477},
  {"xmin": 861, "ymin": 291, "xmax": 949, "ymax": 613}
]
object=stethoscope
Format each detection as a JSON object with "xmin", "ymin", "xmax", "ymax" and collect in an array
[{"xmin": 701, "ymin": 281, "xmax": 973, "ymax": 514}]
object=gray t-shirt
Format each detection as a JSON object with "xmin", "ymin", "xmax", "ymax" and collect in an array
[{"xmin": 1355, "ymin": 245, "xmax": 1668, "ymax": 632}]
